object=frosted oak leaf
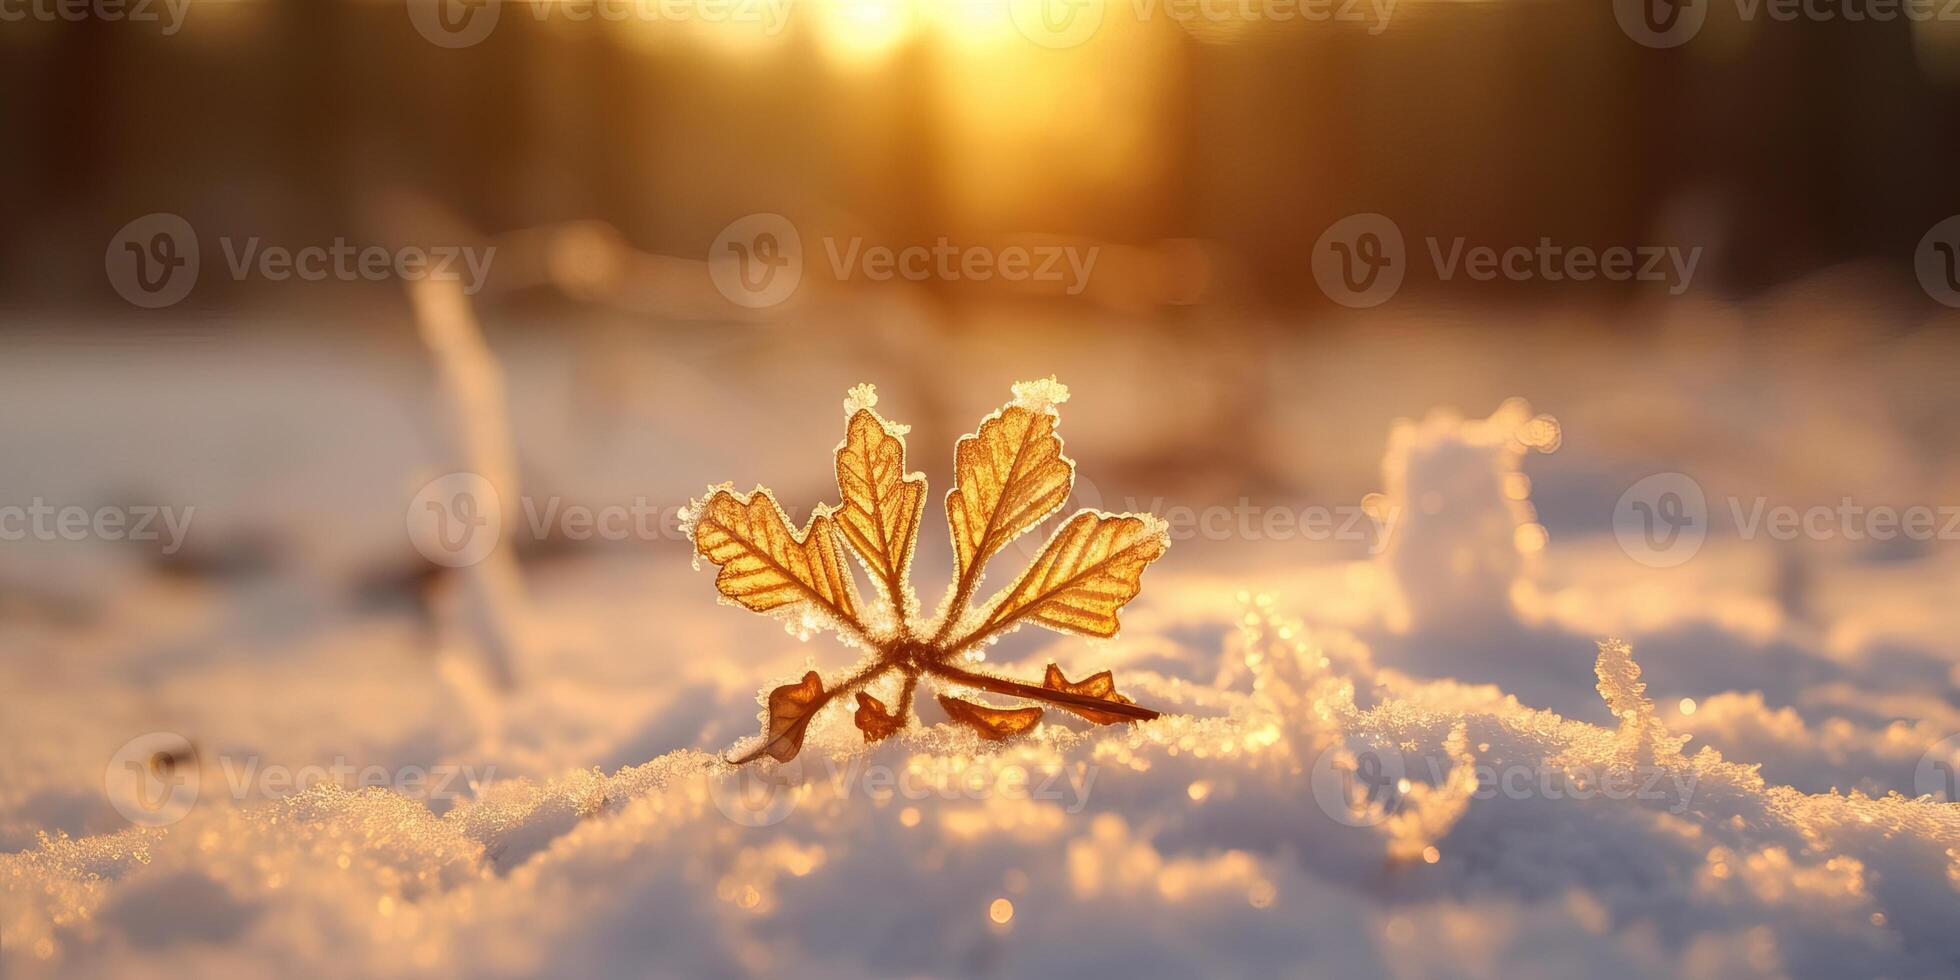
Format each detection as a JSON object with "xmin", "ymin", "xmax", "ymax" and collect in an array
[{"xmin": 684, "ymin": 379, "xmax": 1170, "ymax": 763}]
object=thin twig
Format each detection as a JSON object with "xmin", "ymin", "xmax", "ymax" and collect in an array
[{"xmin": 922, "ymin": 661, "xmax": 1160, "ymax": 722}]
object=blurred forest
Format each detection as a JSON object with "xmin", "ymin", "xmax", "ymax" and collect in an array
[{"xmin": 3, "ymin": 0, "xmax": 1960, "ymax": 316}]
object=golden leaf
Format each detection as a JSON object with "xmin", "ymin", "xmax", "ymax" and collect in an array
[
  {"xmin": 688, "ymin": 487, "xmax": 860, "ymax": 629},
  {"xmin": 1042, "ymin": 663, "xmax": 1139, "ymax": 725},
  {"xmin": 834, "ymin": 396, "xmax": 926, "ymax": 610},
  {"xmin": 944, "ymin": 382, "xmax": 1075, "ymax": 594},
  {"xmin": 854, "ymin": 691, "xmax": 902, "ymax": 743},
  {"xmin": 936, "ymin": 695, "xmax": 1042, "ymax": 741},
  {"xmin": 742, "ymin": 670, "xmax": 826, "ymax": 763},
  {"xmin": 689, "ymin": 380, "xmax": 1171, "ymax": 765},
  {"xmin": 974, "ymin": 510, "xmax": 1170, "ymax": 640}
]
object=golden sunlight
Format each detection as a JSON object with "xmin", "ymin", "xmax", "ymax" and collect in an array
[{"xmin": 814, "ymin": 0, "xmax": 922, "ymax": 68}]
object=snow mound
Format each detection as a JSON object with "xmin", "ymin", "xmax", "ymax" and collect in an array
[
  {"xmin": 7, "ymin": 396, "xmax": 1959, "ymax": 979},
  {"xmin": 7, "ymin": 598, "xmax": 1958, "ymax": 979}
]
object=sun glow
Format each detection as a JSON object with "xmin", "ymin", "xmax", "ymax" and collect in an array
[{"xmin": 814, "ymin": 0, "xmax": 922, "ymax": 68}]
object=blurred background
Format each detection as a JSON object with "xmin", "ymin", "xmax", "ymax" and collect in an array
[
  {"xmin": 9, "ymin": 0, "xmax": 1960, "ymax": 304},
  {"xmin": 3, "ymin": 0, "xmax": 1960, "ymax": 857},
  {"xmin": 1, "ymin": 0, "xmax": 1956, "ymax": 574},
  {"xmin": 8, "ymin": 5, "xmax": 1960, "ymax": 978}
]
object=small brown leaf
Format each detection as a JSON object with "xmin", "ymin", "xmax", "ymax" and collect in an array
[
  {"xmin": 745, "ymin": 670, "xmax": 826, "ymax": 763},
  {"xmin": 1043, "ymin": 663, "xmax": 1139, "ymax": 725},
  {"xmin": 937, "ymin": 694, "xmax": 1042, "ymax": 740},
  {"xmin": 854, "ymin": 691, "xmax": 902, "ymax": 743}
]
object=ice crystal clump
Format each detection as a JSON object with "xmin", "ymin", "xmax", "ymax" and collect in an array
[
  {"xmin": 1009, "ymin": 375, "xmax": 1071, "ymax": 415},
  {"xmin": 1374, "ymin": 398, "xmax": 1558, "ymax": 632}
]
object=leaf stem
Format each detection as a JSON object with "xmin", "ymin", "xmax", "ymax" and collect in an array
[
  {"xmin": 920, "ymin": 661, "xmax": 1160, "ymax": 722},
  {"xmin": 894, "ymin": 669, "xmax": 919, "ymax": 723}
]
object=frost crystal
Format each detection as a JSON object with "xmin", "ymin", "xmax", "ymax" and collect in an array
[
  {"xmin": 1009, "ymin": 375, "xmax": 1071, "ymax": 414},
  {"xmin": 1594, "ymin": 637, "xmax": 1650, "ymax": 722},
  {"xmin": 843, "ymin": 382, "xmax": 878, "ymax": 416}
]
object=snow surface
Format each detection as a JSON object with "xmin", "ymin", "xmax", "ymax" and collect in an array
[{"xmin": 5, "ymin": 321, "xmax": 1960, "ymax": 979}]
